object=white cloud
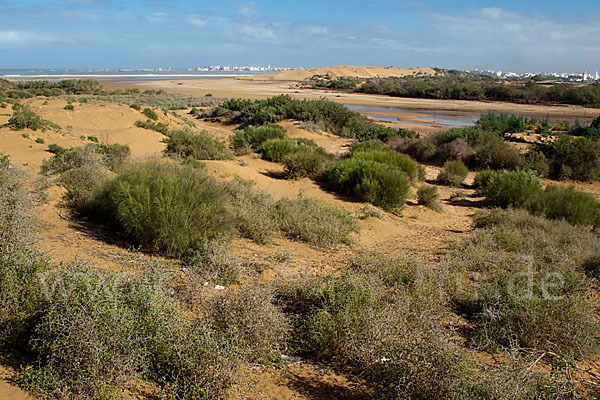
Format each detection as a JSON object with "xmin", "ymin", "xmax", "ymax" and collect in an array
[
  {"xmin": 0, "ymin": 30, "xmax": 57, "ymax": 44},
  {"xmin": 0, "ymin": 31, "xmax": 23, "ymax": 43}
]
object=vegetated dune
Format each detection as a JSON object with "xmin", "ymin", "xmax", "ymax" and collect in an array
[
  {"xmin": 3, "ymin": 85, "xmax": 600, "ymax": 399},
  {"xmin": 242, "ymin": 65, "xmax": 438, "ymax": 81}
]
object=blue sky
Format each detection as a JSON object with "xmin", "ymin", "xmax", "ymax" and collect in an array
[{"xmin": 1, "ymin": 1, "xmax": 599, "ymax": 72}]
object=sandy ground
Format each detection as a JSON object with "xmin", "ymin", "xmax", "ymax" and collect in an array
[
  {"xmin": 1, "ymin": 80, "xmax": 599, "ymax": 398},
  {"xmin": 240, "ymin": 65, "xmax": 438, "ymax": 81},
  {"xmin": 101, "ymin": 78, "xmax": 600, "ymax": 125}
]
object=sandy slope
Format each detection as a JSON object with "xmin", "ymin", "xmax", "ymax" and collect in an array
[{"xmin": 240, "ymin": 65, "xmax": 438, "ymax": 81}]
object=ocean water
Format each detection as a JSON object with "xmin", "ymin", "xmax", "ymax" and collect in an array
[{"xmin": 0, "ymin": 69, "xmax": 261, "ymax": 79}]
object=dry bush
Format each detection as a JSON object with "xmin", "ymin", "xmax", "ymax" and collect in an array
[
  {"xmin": 0, "ymin": 167, "xmax": 47, "ymax": 349},
  {"xmin": 446, "ymin": 209, "xmax": 599, "ymax": 357},
  {"xmin": 208, "ymin": 284, "xmax": 290, "ymax": 364}
]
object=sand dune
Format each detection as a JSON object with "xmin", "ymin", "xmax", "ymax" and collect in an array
[{"xmin": 241, "ymin": 65, "xmax": 438, "ymax": 81}]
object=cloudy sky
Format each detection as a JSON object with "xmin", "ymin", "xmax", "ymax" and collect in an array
[{"xmin": 1, "ymin": 0, "xmax": 599, "ymax": 73}]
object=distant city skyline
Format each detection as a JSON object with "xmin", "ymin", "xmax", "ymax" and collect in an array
[{"xmin": 1, "ymin": 1, "xmax": 599, "ymax": 73}]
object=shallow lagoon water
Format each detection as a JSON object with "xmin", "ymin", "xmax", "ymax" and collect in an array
[{"xmin": 344, "ymin": 104, "xmax": 478, "ymax": 127}]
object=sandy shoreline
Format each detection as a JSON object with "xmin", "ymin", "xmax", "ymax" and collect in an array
[
  {"xmin": 6, "ymin": 75, "xmax": 599, "ymax": 123},
  {"xmin": 100, "ymin": 78, "xmax": 600, "ymax": 122}
]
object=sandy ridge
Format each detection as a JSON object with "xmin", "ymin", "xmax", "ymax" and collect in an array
[{"xmin": 241, "ymin": 65, "xmax": 437, "ymax": 81}]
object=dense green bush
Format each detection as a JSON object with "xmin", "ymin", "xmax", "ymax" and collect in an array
[
  {"xmin": 447, "ymin": 209, "xmax": 599, "ymax": 357},
  {"xmin": 96, "ymin": 161, "xmax": 235, "ymax": 258},
  {"xmin": 5, "ymin": 103, "xmax": 60, "ymax": 131},
  {"xmin": 47, "ymin": 143, "xmax": 66, "ymax": 155},
  {"xmin": 134, "ymin": 119, "xmax": 169, "ymax": 134},
  {"xmin": 218, "ymin": 95, "xmax": 399, "ymax": 140},
  {"xmin": 437, "ymin": 160, "xmax": 468, "ymax": 187},
  {"xmin": 476, "ymin": 169, "xmax": 543, "ymax": 209},
  {"xmin": 129, "ymin": 103, "xmax": 141, "ymax": 111},
  {"xmin": 231, "ymin": 124, "xmax": 286, "ymax": 155},
  {"xmin": 261, "ymin": 137, "xmax": 299, "ymax": 163},
  {"xmin": 529, "ymin": 135, "xmax": 600, "ymax": 181},
  {"xmin": 356, "ymin": 72, "xmax": 600, "ymax": 106},
  {"xmin": 417, "ymin": 184, "xmax": 440, "ymax": 209},
  {"xmin": 350, "ymin": 143, "xmax": 424, "ymax": 182},
  {"xmin": 392, "ymin": 127, "xmax": 525, "ymax": 171},
  {"xmin": 165, "ymin": 129, "xmax": 233, "ymax": 160},
  {"xmin": 63, "ymin": 103, "xmax": 74, "ymax": 111},
  {"xmin": 475, "ymin": 113, "xmax": 528, "ymax": 134},
  {"xmin": 328, "ymin": 159, "xmax": 411, "ymax": 210},
  {"xmin": 142, "ymin": 107, "xmax": 159, "ymax": 121},
  {"xmin": 0, "ymin": 153, "xmax": 9, "ymax": 169},
  {"xmin": 275, "ymin": 196, "xmax": 359, "ymax": 247},
  {"xmin": 538, "ymin": 185, "xmax": 600, "ymax": 227},
  {"xmin": 281, "ymin": 146, "xmax": 335, "ymax": 179}
]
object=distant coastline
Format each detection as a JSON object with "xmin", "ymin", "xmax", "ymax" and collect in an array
[{"xmin": 0, "ymin": 69, "xmax": 269, "ymax": 79}]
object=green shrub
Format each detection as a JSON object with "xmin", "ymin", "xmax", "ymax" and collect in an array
[
  {"xmin": 165, "ymin": 129, "xmax": 233, "ymax": 160},
  {"xmin": 477, "ymin": 169, "xmax": 543, "ymax": 209},
  {"xmin": 282, "ymin": 146, "xmax": 334, "ymax": 179},
  {"xmin": 96, "ymin": 161, "xmax": 235, "ymax": 258},
  {"xmin": 349, "ymin": 140, "xmax": 388, "ymax": 154},
  {"xmin": 0, "ymin": 153, "xmax": 9, "ymax": 169},
  {"xmin": 47, "ymin": 144, "xmax": 66, "ymax": 155},
  {"xmin": 35, "ymin": 137, "xmax": 45, "ymax": 144},
  {"xmin": 351, "ymin": 148, "xmax": 424, "ymax": 182},
  {"xmin": 219, "ymin": 95, "xmax": 391, "ymax": 140},
  {"xmin": 129, "ymin": 103, "xmax": 141, "ymax": 111},
  {"xmin": 231, "ymin": 124, "xmax": 286, "ymax": 155},
  {"xmin": 529, "ymin": 136, "xmax": 600, "ymax": 181},
  {"xmin": 475, "ymin": 113, "xmax": 527, "ymax": 134},
  {"xmin": 142, "ymin": 107, "xmax": 159, "ymax": 120},
  {"xmin": 220, "ymin": 178, "xmax": 278, "ymax": 244},
  {"xmin": 134, "ymin": 119, "xmax": 169, "ymax": 134},
  {"xmin": 524, "ymin": 149, "xmax": 550, "ymax": 177},
  {"xmin": 437, "ymin": 160, "xmax": 468, "ymax": 187},
  {"xmin": 328, "ymin": 159, "xmax": 411, "ymax": 211},
  {"xmin": 275, "ymin": 196, "xmax": 359, "ymax": 247},
  {"xmin": 6, "ymin": 103, "xmax": 60, "ymax": 131},
  {"xmin": 59, "ymin": 164, "xmax": 110, "ymax": 214},
  {"xmin": 392, "ymin": 128, "xmax": 525, "ymax": 171},
  {"xmin": 417, "ymin": 184, "xmax": 440, "ymax": 209},
  {"xmin": 260, "ymin": 137, "xmax": 299, "ymax": 162},
  {"xmin": 87, "ymin": 135, "xmax": 99, "ymax": 143},
  {"xmin": 63, "ymin": 104, "xmax": 74, "ymax": 111},
  {"xmin": 538, "ymin": 185, "xmax": 600, "ymax": 227}
]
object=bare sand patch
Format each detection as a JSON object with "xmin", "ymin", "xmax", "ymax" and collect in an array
[{"xmin": 240, "ymin": 65, "xmax": 437, "ymax": 81}]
